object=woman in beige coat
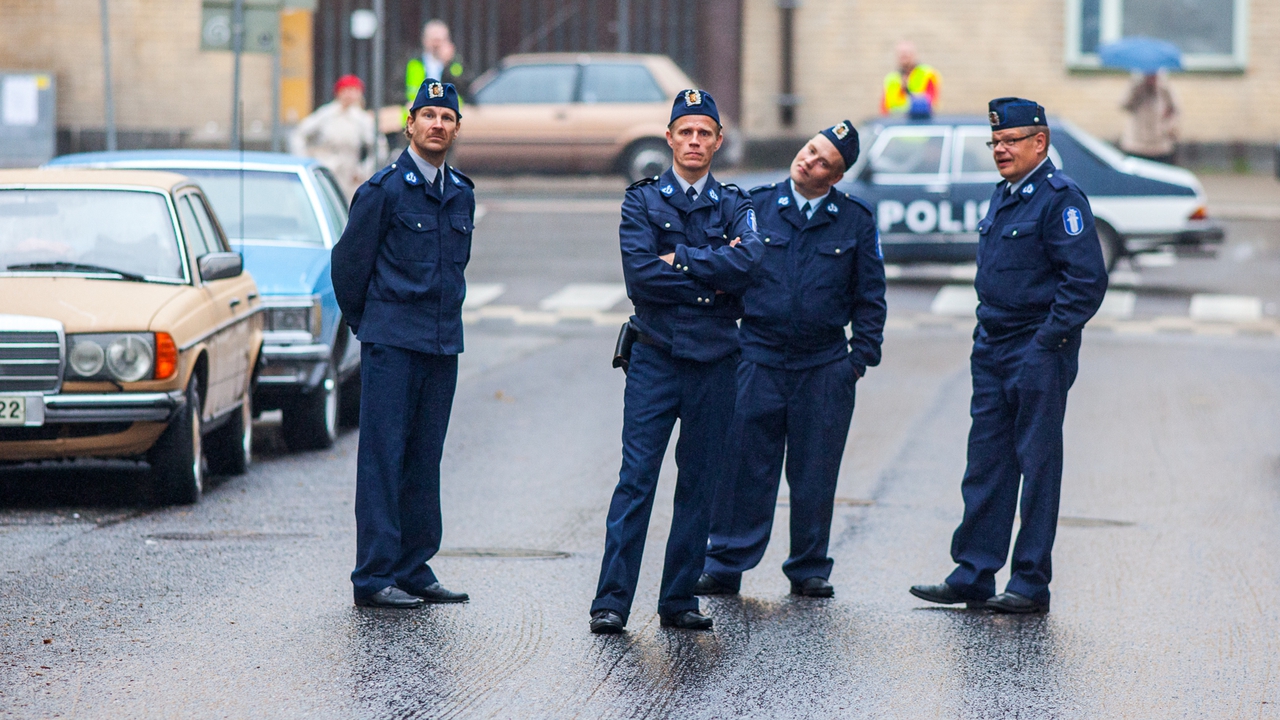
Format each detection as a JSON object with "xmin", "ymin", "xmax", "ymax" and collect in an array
[{"xmin": 290, "ymin": 75, "xmax": 387, "ymax": 201}]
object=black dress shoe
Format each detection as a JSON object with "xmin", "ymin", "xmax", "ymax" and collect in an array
[
  {"xmin": 659, "ymin": 610, "xmax": 713, "ymax": 630},
  {"xmin": 354, "ymin": 586, "xmax": 425, "ymax": 609},
  {"xmin": 909, "ymin": 582, "xmax": 986, "ymax": 608},
  {"xmin": 590, "ymin": 609, "xmax": 626, "ymax": 634},
  {"xmin": 405, "ymin": 582, "xmax": 469, "ymax": 604},
  {"xmin": 985, "ymin": 591, "xmax": 1049, "ymax": 614},
  {"xmin": 693, "ymin": 573, "xmax": 739, "ymax": 596},
  {"xmin": 790, "ymin": 576, "xmax": 835, "ymax": 598}
]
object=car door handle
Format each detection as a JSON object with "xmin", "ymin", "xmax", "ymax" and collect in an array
[
  {"xmin": 247, "ymin": 293, "xmax": 258, "ymax": 301},
  {"xmin": 229, "ymin": 297, "xmax": 242, "ymax": 310}
]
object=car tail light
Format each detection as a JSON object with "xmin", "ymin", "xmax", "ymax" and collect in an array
[
  {"xmin": 154, "ymin": 332, "xmax": 178, "ymax": 380},
  {"xmin": 1188, "ymin": 206, "xmax": 1208, "ymax": 220}
]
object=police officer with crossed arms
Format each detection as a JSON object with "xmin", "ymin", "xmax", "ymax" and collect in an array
[
  {"xmin": 589, "ymin": 89, "xmax": 764, "ymax": 634},
  {"xmin": 332, "ymin": 79, "xmax": 476, "ymax": 609},
  {"xmin": 911, "ymin": 97, "xmax": 1108, "ymax": 613},
  {"xmin": 694, "ymin": 121, "xmax": 887, "ymax": 600}
]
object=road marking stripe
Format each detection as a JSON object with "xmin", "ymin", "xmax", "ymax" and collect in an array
[
  {"xmin": 1188, "ymin": 294, "xmax": 1263, "ymax": 322},
  {"xmin": 1095, "ymin": 290, "xmax": 1136, "ymax": 319},
  {"xmin": 538, "ymin": 283, "xmax": 629, "ymax": 312},
  {"xmin": 929, "ymin": 285, "xmax": 979, "ymax": 317},
  {"xmin": 463, "ymin": 283, "xmax": 505, "ymax": 310}
]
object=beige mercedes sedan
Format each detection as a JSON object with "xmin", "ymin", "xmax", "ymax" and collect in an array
[
  {"xmin": 451, "ymin": 53, "xmax": 739, "ymax": 181},
  {"xmin": 0, "ymin": 169, "xmax": 263, "ymax": 505}
]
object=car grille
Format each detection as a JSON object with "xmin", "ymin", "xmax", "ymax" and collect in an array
[{"xmin": 0, "ymin": 325, "xmax": 64, "ymax": 394}]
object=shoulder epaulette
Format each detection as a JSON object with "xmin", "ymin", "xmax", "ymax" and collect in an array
[
  {"xmin": 1045, "ymin": 172, "xmax": 1072, "ymax": 191},
  {"xmin": 718, "ymin": 182, "xmax": 743, "ymax": 195},
  {"xmin": 749, "ymin": 182, "xmax": 779, "ymax": 195},
  {"xmin": 448, "ymin": 166, "xmax": 475, "ymax": 189},
  {"xmin": 367, "ymin": 164, "xmax": 396, "ymax": 186},
  {"xmin": 841, "ymin": 191, "xmax": 875, "ymax": 216},
  {"xmin": 627, "ymin": 175, "xmax": 660, "ymax": 191}
]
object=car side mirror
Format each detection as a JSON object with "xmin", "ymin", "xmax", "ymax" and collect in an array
[{"xmin": 198, "ymin": 252, "xmax": 243, "ymax": 282}]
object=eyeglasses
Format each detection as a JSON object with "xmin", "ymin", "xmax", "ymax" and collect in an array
[{"xmin": 985, "ymin": 133, "xmax": 1040, "ymax": 150}]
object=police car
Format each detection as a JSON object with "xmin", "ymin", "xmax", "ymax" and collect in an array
[{"xmin": 836, "ymin": 115, "xmax": 1224, "ymax": 269}]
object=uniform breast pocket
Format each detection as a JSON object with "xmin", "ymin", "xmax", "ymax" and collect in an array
[
  {"xmin": 450, "ymin": 213, "xmax": 473, "ymax": 264},
  {"xmin": 650, "ymin": 211, "xmax": 686, "ymax": 243},
  {"xmin": 813, "ymin": 239, "xmax": 857, "ymax": 287},
  {"xmin": 388, "ymin": 212, "xmax": 438, "ymax": 262},
  {"xmin": 995, "ymin": 221, "xmax": 1044, "ymax": 271}
]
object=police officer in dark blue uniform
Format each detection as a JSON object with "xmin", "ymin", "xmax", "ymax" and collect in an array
[
  {"xmin": 911, "ymin": 98, "xmax": 1108, "ymax": 613},
  {"xmin": 589, "ymin": 90, "xmax": 764, "ymax": 634},
  {"xmin": 693, "ymin": 121, "xmax": 887, "ymax": 599},
  {"xmin": 332, "ymin": 79, "xmax": 475, "ymax": 609}
]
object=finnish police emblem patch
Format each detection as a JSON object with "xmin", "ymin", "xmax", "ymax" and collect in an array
[
  {"xmin": 684, "ymin": 89, "xmax": 702, "ymax": 106},
  {"xmin": 1022, "ymin": 183, "xmax": 1034, "ymax": 195},
  {"xmin": 875, "ymin": 231, "xmax": 883, "ymax": 259},
  {"xmin": 747, "ymin": 209, "xmax": 757, "ymax": 232},
  {"xmin": 1063, "ymin": 206, "xmax": 1085, "ymax": 236},
  {"xmin": 988, "ymin": 111, "xmax": 1000, "ymax": 126},
  {"xmin": 778, "ymin": 195, "xmax": 790, "ymax": 206},
  {"xmin": 661, "ymin": 184, "xmax": 674, "ymax": 196},
  {"xmin": 708, "ymin": 187, "xmax": 719, "ymax": 202},
  {"xmin": 428, "ymin": 82, "xmax": 445, "ymax": 99},
  {"xmin": 832, "ymin": 122, "xmax": 850, "ymax": 140},
  {"xmin": 404, "ymin": 171, "xmax": 419, "ymax": 185},
  {"xmin": 826, "ymin": 203, "xmax": 838, "ymax": 214}
]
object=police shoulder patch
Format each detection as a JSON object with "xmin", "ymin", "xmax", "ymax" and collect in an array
[
  {"xmin": 1062, "ymin": 206, "xmax": 1086, "ymax": 236},
  {"xmin": 747, "ymin": 208, "xmax": 758, "ymax": 232},
  {"xmin": 626, "ymin": 176, "xmax": 659, "ymax": 191}
]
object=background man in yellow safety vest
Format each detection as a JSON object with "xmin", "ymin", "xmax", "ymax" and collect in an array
[
  {"xmin": 405, "ymin": 20, "xmax": 471, "ymax": 107},
  {"xmin": 881, "ymin": 40, "xmax": 940, "ymax": 116}
]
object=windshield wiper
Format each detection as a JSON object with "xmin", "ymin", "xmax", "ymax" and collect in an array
[{"xmin": 6, "ymin": 262, "xmax": 148, "ymax": 282}]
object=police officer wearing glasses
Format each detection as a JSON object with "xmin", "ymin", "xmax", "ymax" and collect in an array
[
  {"xmin": 911, "ymin": 97, "xmax": 1107, "ymax": 614},
  {"xmin": 695, "ymin": 121, "xmax": 886, "ymax": 600},
  {"xmin": 589, "ymin": 90, "xmax": 763, "ymax": 634},
  {"xmin": 332, "ymin": 79, "xmax": 475, "ymax": 609}
]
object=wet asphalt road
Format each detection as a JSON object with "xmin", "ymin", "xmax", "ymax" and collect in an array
[{"xmin": 2, "ymin": 179, "xmax": 1280, "ymax": 719}]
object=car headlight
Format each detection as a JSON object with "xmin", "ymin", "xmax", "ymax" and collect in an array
[
  {"xmin": 265, "ymin": 296, "xmax": 323, "ymax": 340},
  {"xmin": 66, "ymin": 333, "xmax": 155, "ymax": 382}
]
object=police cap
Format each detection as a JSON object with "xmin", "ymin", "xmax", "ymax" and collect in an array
[
  {"xmin": 410, "ymin": 78, "xmax": 461, "ymax": 118},
  {"xmin": 669, "ymin": 89, "xmax": 720, "ymax": 126},
  {"xmin": 819, "ymin": 120, "xmax": 860, "ymax": 170},
  {"xmin": 988, "ymin": 97, "xmax": 1045, "ymax": 131}
]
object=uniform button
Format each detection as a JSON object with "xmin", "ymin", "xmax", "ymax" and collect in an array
[
  {"xmin": 722, "ymin": 234, "xmax": 727, "ymax": 238},
  {"xmin": 835, "ymin": 248, "xmax": 841, "ymax": 254},
  {"xmin": 1012, "ymin": 230, "xmax": 1018, "ymax": 236},
  {"xmin": 417, "ymin": 223, "xmax": 422, "ymax": 228},
  {"xmin": 664, "ymin": 222, "xmax": 671, "ymax": 228},
  {"xmin": 392, "ymin": 163, "xmax": 396, "ymax": 168},
  {"xmin": 764, "ymin": 237, "xmax": 770, "ymax": 243}
]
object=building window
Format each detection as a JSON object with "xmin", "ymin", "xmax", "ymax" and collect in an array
[{"xmin": 1065, "ymin": 0, "xmax": 1249, "ymax": 71}]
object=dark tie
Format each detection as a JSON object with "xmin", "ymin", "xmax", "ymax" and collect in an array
[
  {"xmin": 800, "ymin": 202, "xmax": 811, "ymax": 218},
  {"xmin": 433, "ymin": 171, "xmax": 443, "ymax": 196},
  {"xmin": 686, "ymin": 187, "xmax": 698, "ymax": 203}
]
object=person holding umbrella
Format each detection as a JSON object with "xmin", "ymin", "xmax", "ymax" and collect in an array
[{"xmin": 1098, "ymin": 37, "xmax": 1183, "ymax": 164}]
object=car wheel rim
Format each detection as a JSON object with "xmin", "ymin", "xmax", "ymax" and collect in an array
[
  {"xmin": 324, "ymin": 377, "xmax": 337, "ymax": 440},
  {"xmin": 191, "ymin": 404, "xmax": 203, "ymax": 494},
  {"xmin": 241, "ymin": 399, "xmax": 252, "ymax": 466},
  {"xmin": 631, "ymin": 148, "xmax": 667, "ymax": 181}
]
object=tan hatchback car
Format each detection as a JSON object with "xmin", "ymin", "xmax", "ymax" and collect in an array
[
  {"xmin": 451, "ymin": 53, "xmax": 738, "ymax": 181},
  {"xmin": 0, "ymin": 169, "xmax": 262, "ymax": 505}
]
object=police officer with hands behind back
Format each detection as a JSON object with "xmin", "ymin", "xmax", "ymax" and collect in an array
[
  {"xmin": 695, "ymin": 121, "xmax": 887, "ymax": 600},
  {"xmin": 590, "ymin": 90, "xmax": 764, "ymax": 634},
  {"xmin": 331, "ymin": 79, "xmax": 476, "ymax": 609},
  {"xmin": 910, "ymin": 98, "xmax": 1107, "ymax": 614}
]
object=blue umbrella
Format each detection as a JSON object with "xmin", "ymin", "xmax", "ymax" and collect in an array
[{"xmin": 1098, "ymin": 36, "xmax": 1183, "ymax": 73}]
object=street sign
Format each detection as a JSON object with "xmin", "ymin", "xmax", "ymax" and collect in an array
[
  {"xmin": 201, "ymin": 0, "xmax": 280, "ymax": 53},
  {"xmin": 0, "ymin": 72, "xmax": 55, "ymax": 168}
]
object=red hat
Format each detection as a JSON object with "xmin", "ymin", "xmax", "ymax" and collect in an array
[{"xmin": 334, "ymin": 75, "xmax": 365, "ymax": 95}]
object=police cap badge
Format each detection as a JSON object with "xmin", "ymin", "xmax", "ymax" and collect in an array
[
  {"xmin": 410, "ymin": 78, "xmax": 462, "ymax": 118},
  {"xmin": 669, "ymin": 89, "xmax": 720, "ymax": 125},
  {"xmin": 819, "ymin": 119, "xmax": 860, "ymax": 170},
  {"xmin": 987, "ymin": 97, "xmax": 1046, "ymax": 132}
]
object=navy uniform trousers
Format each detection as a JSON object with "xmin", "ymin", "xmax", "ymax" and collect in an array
[
  {"xmin": 945, "ymin": 328, "xmax": 1081, "ymax": 605},
  {"xmin": 591, "ymin": 341, "xmax": 738, "ymax": 622},
  {"xmin": 350, "ymin": 343, "xmax": 457, "ymax": 599},
  {"xmin": 703, "ymin": 357, "xmax": 858, "ymax": 586}
]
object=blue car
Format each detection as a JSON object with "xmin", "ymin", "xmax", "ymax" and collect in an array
[
  {"xmin": 47, "ymin": 150, "xmax": 360, "ymax": 450},
  {"xmin": 834, "ymin": 116, "xmax": 1225, "ymax": 269}
]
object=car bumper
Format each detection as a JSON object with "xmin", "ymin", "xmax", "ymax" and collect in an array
[
  {"xmin": 1122, "ymin": 222, "xmax": 1226, "ymax": 254},
  {"xmin": 0, "ymin": 390, "xmax": 185, "ymax": 427},
  {"xmin": 256, "ymin": 343, "xmax": 331, "ymax": 393}
]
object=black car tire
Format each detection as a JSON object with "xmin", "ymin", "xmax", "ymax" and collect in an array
[
  {"xmin": 148, "ymin": 376, "xmax": 204, "ymax": 506},
  {"xmin": 206, "ymin": 389, "xmax": 251, "ymax": 476},
  {"xmin": 1097, "ymin": 221, "xmax": 1122, "ymax": 271},
  {"xmin": 282, "ymin": 362, "xmax": 338, "ymax": 451},
  {"xmin": 621, "ymin": 139, "xmax": 669, "ymax": 183},
  {"xmin": 338, "ymin": 372, "xmax": 361, "ymax": 428}
]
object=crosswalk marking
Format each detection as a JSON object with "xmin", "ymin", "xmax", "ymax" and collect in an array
[
  {"xmin": 1189, "ymin": 294, "xmax": 1263, "ymax": 322},
  {"xmin": 538, "ymin": 283, "xmax": 628, "ymax": 312},
  {"xmin": 1095, "ymin": 290, "xmax": 1136, "ymax": 319},
  {"xmin": 929, "ymin": 285, "xmax": 979, "ymax": 316},
  {"xmin": 463, "ymin": 283, "xmax": 505, "ymax": 310}
]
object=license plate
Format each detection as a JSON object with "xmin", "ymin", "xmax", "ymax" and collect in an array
[{"xmin": 0, "ymin": 397, "xmax": 25, "ymax": 426}]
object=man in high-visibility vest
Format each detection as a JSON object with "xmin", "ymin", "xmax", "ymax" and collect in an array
[
  {"xmin": 881, "ymin": 41, "xmax": 940, "ymax": 116},
  {"xmin": 405, "ymin": 20, "xmax": 471, "ymax": 106}
]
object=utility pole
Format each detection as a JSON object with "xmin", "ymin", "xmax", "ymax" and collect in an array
[
  {"xmin": 372, "ymin": 0, "xmax": 385, "ymax": 115},
  {"xmin": 617, "ymin": 0, "xmax": 630, "ymax": 52},
  {"xmin": 271, "ymin": 28, "xmax": 282, "ymax": 152},
  {"xmin": 230, "ymin": 0, "xmax": 245, "ymax": 149},
  {"xmin": 99, "ymin": 0, "xmax": 117, "ymax": 151}
]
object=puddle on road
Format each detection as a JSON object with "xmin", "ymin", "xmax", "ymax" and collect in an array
[{"xmin": 435, "ymin": 547, "xmax": 571, "ymax": 559}]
